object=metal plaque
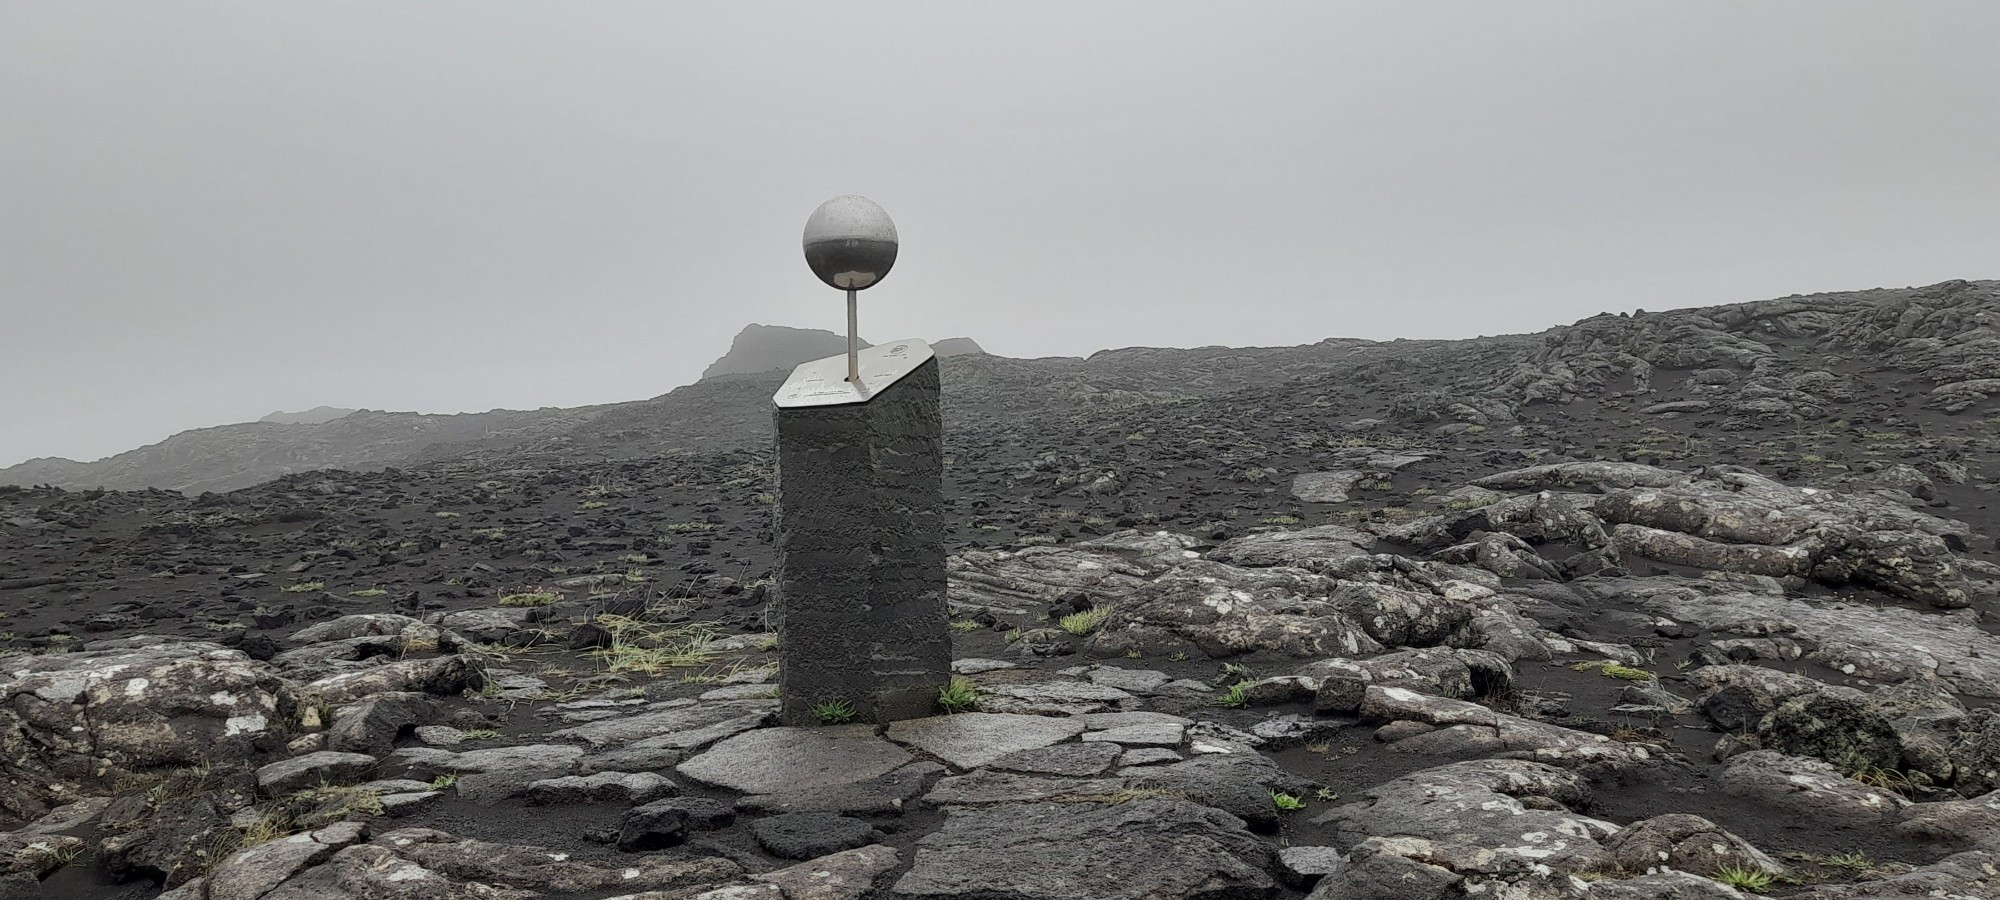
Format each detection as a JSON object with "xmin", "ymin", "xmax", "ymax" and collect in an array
[{"xmin": 773, "ymin": 338, "xmax": 935, "ymax": 408}]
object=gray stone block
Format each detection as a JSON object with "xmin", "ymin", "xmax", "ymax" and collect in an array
[{"xmin": 773, "ymin": 356, "xmax": 948, "ymax": 724}]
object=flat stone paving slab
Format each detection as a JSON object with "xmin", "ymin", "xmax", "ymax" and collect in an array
[
  {"xmin": 886, "ymin": 713, "xmax": 1087, "ymax": 769},
  {"xmin": 739, "ymin": 761, "xmax": 946, "ymax": 816},
  {"xmin": 1080, "ymin": 711, "xmax": 1191, "ymax": 729},
  {"xmin": 381, "ymin": 743, "xmax": 583, "ymax": 777},
  {"xmin": 701, "ymin": 684, "xmax": 783, "ymax": 702},
  {"xmin": 548, "ymin": 700, "xmax": 772, "ymax": 750},
  {"xmin": 977, "ymin": 682, "xmax": 1136, "ymax": 716},
  {"xmin": 950, "ymin": 658, "xmax": 1017, "ymax": 674},
  {"xmin": 1117, "ymin": 748, "xmax": 1182, "ymax": 767},
  {"xmin": 988, "ymin": 741, "xmax": 1123, "ymax": 777},
  {"xmin": 1084, "ymin": 667, "xmax": 1172, "ymax": 693},
  {"xmin": 1081, "ymin": 723, "xmax": 1185, "ymax": 747},
  {"xmin": 632, "ymin": 711, "xmax": 773, "ymax": 752},
  {"xmin": 924, "ymin": 770, "xmax": 1130, "ymax": 806},
  {"xmin": 678, "ymin": 726, "xmax": 913, "ymax": 794}
]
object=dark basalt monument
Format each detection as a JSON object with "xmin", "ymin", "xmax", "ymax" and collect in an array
[{"xmin": 771, "ymin": 197, "xmax": 950, "ymax": 724}]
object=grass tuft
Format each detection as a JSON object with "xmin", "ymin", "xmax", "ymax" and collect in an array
[
  {"xmin": 1845, "ymin": 762, "xmax": 1921, "ymax": 798},
  {"xmin": 588, "ymin": 615, "xmax": 721, "ymax": 675},
  {"xmin": 1568, "ymin": 660, "xmax": 1653, "ymax": 681},
  {"xmin": 1813, "ymin": 851, "xmax": 1873, "ymax": 872},
  {"xmin": 498, "ymin": 592, "xmax": 561, "ymax": 608},
  {"xmin": 1710, "ymin": 865, "xmax": 1774, "ymax": 893},
  {"xmin": 938, "ymin": 676, "xmax": 980, "ymax": 713},
  {"xmin": 236, "ymin": 815, "xmax": 296, "ymax": 851},
  {"xmin": 290, "ymin": 783, "xmax": 386, "ymax": 818},
  {"xmin": 27, "ymin": 841, "xmax": 85, "ymax": 870},
  {"xmin": 812, "ymin": 700, "xmax": 857, "ymax": 724},
  {"xmin": 1271, "ymin": 791, "xmax": 1306, "ymax": 812},
  {"xmin": 1058, "ymin": 606, "xmax": 1114, "ymax": 636}
]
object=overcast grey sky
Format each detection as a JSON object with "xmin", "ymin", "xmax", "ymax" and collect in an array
[{"xmin": 3, "ymin": 2, "xmax": 1997, "ymax": 467}]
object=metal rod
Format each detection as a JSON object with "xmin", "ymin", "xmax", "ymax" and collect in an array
[{"xmin": 846, "ymin": 289, "xmax": 859, "ymax": 382}]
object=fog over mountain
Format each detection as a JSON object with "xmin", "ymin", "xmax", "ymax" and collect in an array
[{"xmin": 4, "ymin": 2, "xmax": 1997, "ymax": 466}]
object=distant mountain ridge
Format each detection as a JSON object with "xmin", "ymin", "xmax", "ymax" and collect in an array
[
  {"xmin": 931, "ymin": 337, "xmax": 986, "ymax": 357},
  {"xmin": 0, "ymin": 323, "xmax": 992, "ymax": 494},
  {"xmin": 261, "ymin": 406, "xmax": 357, "ymax": 425},
  {"xmin": 697, "ymin": 323, "xmax": 986, "ymax": 380},
  {"xmin": 0, "ymin": 408, "xmax": 605, "ymax": 495},
  {"xmin": 699, "ymin": 324, "xmax": 873, "ymax": 380},
  {"xmin": 6, "ymin": 283, "xmax": 1996, "ymax": 495}
]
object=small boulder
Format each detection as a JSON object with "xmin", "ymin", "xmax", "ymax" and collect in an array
[
  {"xmin": 1600, "ymin": 814, "xmax": 1784, "ymax": 878},
  {"xmin": 256, "ymin": 752, "xmax": 379, "ymax": 796},
  {"xmin": 619, "ymin": 798, "xmax": 735, "ymax": 851},
  {"xmin": 325, "ymin": 693, "xmax": 440, "ymax": 756},
  {"xmin": 1277, "ymin": 845, "xmax": 1343, "ymax": 889},
  {"xmin": 750, "ymin": 844, "xmax": 900, "ymax": 900},
  {"xmin": 522, "ymin": 772, "xmax": 677, "ymax": 806},
  {"xmin": 751, "ymin": 813, "xmax": 885, "ymax": 861}
]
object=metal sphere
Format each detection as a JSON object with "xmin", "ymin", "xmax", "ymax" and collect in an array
[{"xmin": 803, "ymin": 195, "xmax": 899, "ymax": 291}]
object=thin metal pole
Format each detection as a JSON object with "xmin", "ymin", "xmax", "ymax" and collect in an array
[{"xmin": 846, "ymin": 289, "xmax": 859, "ymax": 382}]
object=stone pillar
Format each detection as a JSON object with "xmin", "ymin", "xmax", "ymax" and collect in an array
[{"xmin": 772, "ymin": 348, "xmax": 947, "ymax": 725}]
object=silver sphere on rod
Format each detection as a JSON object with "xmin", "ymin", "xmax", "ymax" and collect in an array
[{"xmin": 803, "ymin": 196, "xmax": 899, "ymax": 383}]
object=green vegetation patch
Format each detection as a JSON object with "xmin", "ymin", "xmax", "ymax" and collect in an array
[
  {"xmin": 1058, "ymin": 606, "xmax": 1115, "ymax": 636},
  {"xmin": 812, "ymin": 700, "xmax": 857, "ymax": 724},
  {"xmin": 1568, "ymin": 660, "xmax": 1653, "ymax": 681},
  {"xmin": 938, "ymin": 676, "xmax": 980, "ymax": 713}
]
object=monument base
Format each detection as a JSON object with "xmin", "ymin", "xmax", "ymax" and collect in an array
[{"xmin": 772, "ymin": 342, "xmax": 947, "ymax": 725}]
